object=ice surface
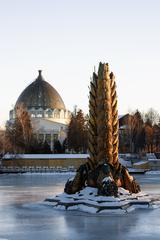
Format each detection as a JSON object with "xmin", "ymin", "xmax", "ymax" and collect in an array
[{"xmin": 1, "ymin": 174, "xmax": 160, "ymax": 240}]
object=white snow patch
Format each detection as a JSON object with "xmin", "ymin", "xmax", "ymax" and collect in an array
[
  {"xmin": 118, "ymin": 187, "xmax": 130, "ymax": 195},
  {"xmin": 145, "ymin": 171, "xmax": 160, "ymax": 175},
  {"xmin": 132, "ymin": 204, "xmax": 149, "ymax": 209},
  {"xmin": 54, "ymin": 205, "xmax": 66, "ymax": 210},
  {"xmin": 99, "ymin": 209, "xmax": 126, "ymax": 214},
  {"xmin": 77, "ymin": 204, "xmax": 98, "ymax": 214},
  {"xmin": 45, "ymin": 187, "xmax": 160, "ymax": 214},
  {"xmin": 133, "ymin": 161, "xmax": 148, "ymax": 166},
  {"xmin": 119, "ymin": 157, "xmax": 132, "ymax": 167},
  {"xmin": 3, "ymin": 153, "xmax": 89, "ymax": 159},
  {"xmin": 126, "ymin": 206, "xmax": 135, "ymax": 213},
  {"xmin": 102, "ymin": 176, "xmax": 113, "ymax": 182},
  {"xmin": 67, "ymin": 205, "xmax": 78, "ymax": 211}
]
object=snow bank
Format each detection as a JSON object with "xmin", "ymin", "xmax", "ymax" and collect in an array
[
  {"xmin": 45, "ymin": 187, "xmax": 160, "ymax": 214},
  {"xmin": 3, "ymin": 153, "xmax": 89, "ymax": 159},
  {"xmin": 119, "ymin": 157, "xmax": 132, "ymax": 167},
  {"xmin": 145, "ymin": 171, "xmax": 160, "ymax": 175},
  {"xmin": 133, "ymin": 161, "xmax": 148, "ymax": 166}
]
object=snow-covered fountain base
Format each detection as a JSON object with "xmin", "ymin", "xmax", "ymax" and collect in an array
[
  {"xmin": 45, "ymin": 186, "xmax": 160, "ymax": 214},
  {"xmin": 45, "ymin": 63, "xmax": 160, "ymax": 214}
]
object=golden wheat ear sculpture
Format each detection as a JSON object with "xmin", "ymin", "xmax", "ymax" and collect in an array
[
  {"xmin": 88, "ymin": 62, "xmax": 119, "ymax": 168},
  {"xmin": 64, "ymin": 62, "xmax": 140, "ymax": 195}
]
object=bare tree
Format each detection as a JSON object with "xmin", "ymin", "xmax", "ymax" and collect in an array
[
  {"xmin": 5, "ymin": 104, "xmax": 33, "ymax": 153},
  {"xmin": 16, "ymin": 104, "xmax": 33, "ymax": 151},
  {"xmin": 144, "ymin": 108, "xmax": 160, "ymax": 126},
  {"xmin": 0, "ymin": 130, "xmax": 5, "ymax": 156},
  {"xmin": 122, "ymin": 111, "xmax": 144, "ymax": 153}
]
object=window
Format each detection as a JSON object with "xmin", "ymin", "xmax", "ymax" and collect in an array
[
  {"xmin": 53, "ymin": 134, "xmax": 58, "ymax": 142},
  {"xmin": 54, "ymin": 110, "xmax": 60, "ymax": 118},
  {"xmin": 46, "ymin": 110, "xmax": 53, "ymax": 118},
  {"xmin": 46, "ymin": 134, "xmax": 51, "ymax": 142},
  {"xmin": 38, "ymin": 134, "xmax": 44, "ymax": 142},
  {"xmin": 37, "ymin": 111, "xmax": 43, "ymax": 117}
]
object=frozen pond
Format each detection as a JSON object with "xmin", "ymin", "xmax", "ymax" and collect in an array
[{"xmin": 0, "ymin": 173, "xmax": 160, "ymax": 240}]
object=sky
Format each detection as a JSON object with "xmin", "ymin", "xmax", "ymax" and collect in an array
[{"xmin": 0, "ymin": 0, "xmax": 160, "ymax": 127}]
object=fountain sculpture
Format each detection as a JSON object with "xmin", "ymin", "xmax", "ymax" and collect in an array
[
  {"xmin": 45, "ymin": 63, "xmax": 160, "ymax": 214},
  {"xmin": 64, "ymin": 62, "xmax": 140, "ymax": 196}
]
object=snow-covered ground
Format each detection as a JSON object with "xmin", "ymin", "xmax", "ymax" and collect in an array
[
  {"xmin": 3, "ymin": 153, "xmax": 89, "ymax": 159},
  {"xmin": 146, "ymin": 171, "xmax": 160, "ymax": 175},
  {"xmin": 0, "ymin": 173, "xmax": 160, "ymax": 240}
]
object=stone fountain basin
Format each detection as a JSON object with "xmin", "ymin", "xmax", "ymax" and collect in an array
[{"xmin": 45, "ymin": 187, "xmax": 160, "ymax": 214}]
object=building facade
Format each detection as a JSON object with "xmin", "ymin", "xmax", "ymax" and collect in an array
[{"xmin": 9, "ymin": 70, "xmax": 71, "ymax": 151}]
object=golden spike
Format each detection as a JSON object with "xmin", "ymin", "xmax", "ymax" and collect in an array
[
  {"xmin": 110, "ymin": 72, "xmax": 119, "ymax": 167},
  {"xmin": 88, "ymin": 72, "xmax": 98, "ymax": 169}
]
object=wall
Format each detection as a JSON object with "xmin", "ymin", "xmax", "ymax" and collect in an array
[
  {"xmin": 2, "ymin": 157, "xmax": 87, "ymax": 168},
  {"xmin": 148, "ymin": 159, "xmax": 160, "ymax": 170}
]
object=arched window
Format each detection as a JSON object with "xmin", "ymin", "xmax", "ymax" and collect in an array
[
  {"xmin": 37, "ymin": 113, "xmax": 42, "ymax": 117},
  {"xmin": 31, "ymin": 113, "xmax": 35, "ymax": 118},
  {"xmin": 60, "ymin": 110, "xmax": 64, "ymax": 118},
  {"xmin": 46, "ymin": 109, "xmax": 53, "ymax": 118},
  {"xmin": 37, "ymin": 110, "xmax": 43, "ymax": 118},
  {"xmin": 54, "ymin": 109, "xmax": 60, "ymax": 118}
]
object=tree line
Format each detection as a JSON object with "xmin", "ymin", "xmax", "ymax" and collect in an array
[
  {"xmin": 0, "ymin": 106, "xmax": 89, "ymax": 155},
  {"xmin": 0, "ymin": 106, "xmax": 160, "ymax": 155},
  {"xmin": 68, "ymin": 108, "xmax": 160, "ymax": 154},
  {"xmin": 119, "ymin": 108, "xmax": 160, "ymax": 153},
  {"xmin": 2, "ymin": 105, "xmax": 52, "ymax": 154}
]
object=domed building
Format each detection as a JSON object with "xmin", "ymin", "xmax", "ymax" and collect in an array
[{"xmin": 9, "ymin": 70, "xmax": 71, "ymax": 151}]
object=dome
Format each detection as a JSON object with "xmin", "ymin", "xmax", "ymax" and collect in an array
[{"xmin": 15, "ymin": 70, "xmax": 66, "ymax": 110}]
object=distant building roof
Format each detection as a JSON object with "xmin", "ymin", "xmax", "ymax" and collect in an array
[
  {"xmin": 15, "ymin": 70, "xmax": 66, "ymax": 110},
  {"xmin": 119, "ymin": 114, "xmax": 132, "ymax": 127}
]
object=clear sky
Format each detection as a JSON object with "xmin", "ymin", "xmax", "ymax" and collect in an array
[{"xmin": 0, "ymin": 0, "xmax": 160, "ymax": 127}]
